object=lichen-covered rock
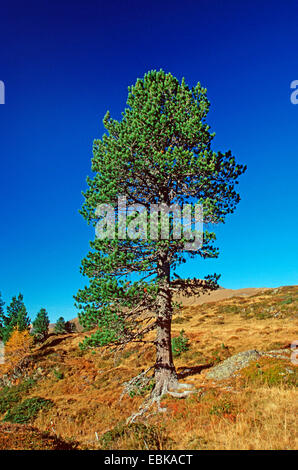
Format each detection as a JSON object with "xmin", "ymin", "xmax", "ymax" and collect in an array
[{"xmin": 206, "ymin": 349, "xmax": 261, "ymax": 381}]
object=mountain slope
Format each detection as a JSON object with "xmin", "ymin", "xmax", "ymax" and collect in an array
[{"xmin": 0, "ymin": 285, "xmax": 297, "ymax": 450}]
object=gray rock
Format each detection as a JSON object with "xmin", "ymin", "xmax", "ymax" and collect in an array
[{"xmin": 206, "ymin": 349, "xmax": 261, "ymax": 381}]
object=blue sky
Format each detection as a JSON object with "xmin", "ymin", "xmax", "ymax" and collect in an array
[{"xmin": 0, "ymin": 0, "xmax": 297, "ymax": 322}]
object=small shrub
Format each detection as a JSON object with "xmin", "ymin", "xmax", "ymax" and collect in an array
[
  {"xmin": 0, "ymin": 378, "xmax": 36, "ymax": 414},
  {"xmin": 100, "ymin": 422, "xmax": 172, "ymax": 450},
  {"xmin": 281, "ymin": 297, "xmax": 293, "ymax": 305},
  {"xmin": 265, "ymin": 342, "xmax": 284, "ymax": 351},
  {"xmin": 128, "ymin": 378, "xmax": 154, "ymax": 398},
  {"xmin": 241, "ymin": 358, "xmax": 298, "ymax": 388},
  {"xmin": 209, "ymin": 400, "xmax": 233, "ymax": 416},
  {"xmin": 210, "ymin": 343, "xmax": 231, "ymax": 364},
  {"xmin": 172, "ymin": 330, "xmax": 189, "ymax": 357},
  {"xmin": 121, "ymin": 350, "xmax": 134, "ymax": 360},
  {"xmin": 53, "ymin": 369, "xmax": 64, "ymax": 380},
  {"xmin": 3, "ymin": 397, "xmax": 53, "ymax": 423},
  {"xmin": 186, "ymin": 435, "xmax": 209, "ymax": 450},
  {"xmin": 219, "ymin": 305, "xmax": 239, "ymax": 314}
]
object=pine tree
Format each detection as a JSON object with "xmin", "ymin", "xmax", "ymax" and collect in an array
[
  {"xmin": 17, "ymin": 301, "xmax": 31, "ymax": 332},
  {"xmin": 4, "ymin": 294, "xmax": 30, "ymax": 343},
  {"xmin": 54, "ymin": 317, "xmax": 67, "ymax": 335},
  {"xmin": 32, "ymin": 308, "xmax": 50, "ymax": 342},
  {"xmin": 0, "ymin": 292, "xmax": 6, "ymax": 341},
  {"xmin": 75, "ymin": 70, "xmax": 246, "ymax": 406},
  {"xmin": 65, "ymin": 320, "xmax": 76, "ymax": 333}
]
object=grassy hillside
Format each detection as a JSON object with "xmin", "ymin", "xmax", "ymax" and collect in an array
[{"xmin": 0, "ymin": 285, "xmax": 297, "ymax": 450}]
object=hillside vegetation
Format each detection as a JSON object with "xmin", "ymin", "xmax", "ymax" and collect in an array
[{"xmin": 0, "ymin": 285, "xmax": 297, "ymax": 450}]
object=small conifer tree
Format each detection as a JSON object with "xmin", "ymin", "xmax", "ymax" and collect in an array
[
  {"xmin": 32, "ymin": 308, "xmax": 50, "ymax": 342},
  {"xmin": 0, "ymin": 292, "xmax": 6, "ymax": 341},
  {"xmin": 54, "ymin": 317, "xmax": 67, "ymax": 335},
  {"xmin": 3, "ymin": 294, "xmax": 30, "ymax": 343}
]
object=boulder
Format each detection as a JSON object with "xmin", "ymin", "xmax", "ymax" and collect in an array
[{"xmin": 206, "ymin": 349, "xmax": 261, "ymax": 381}]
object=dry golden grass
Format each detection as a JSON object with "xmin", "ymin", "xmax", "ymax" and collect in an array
[{"xmin": 0, "ymin": 285, "xmax": 297, "ymax": 449}]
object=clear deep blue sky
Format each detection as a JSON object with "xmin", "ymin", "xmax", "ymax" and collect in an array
[{"xmin": 0, "ymin": 0, "xmax": 297, "ymax": 322}]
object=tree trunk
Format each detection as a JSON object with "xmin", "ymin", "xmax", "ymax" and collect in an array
[
  {"xmin": 127, "ymin": 254, "xmax": 195, "ymax": 423},
  {"xmin": 154, "ymin": 255, "xmax": 178, "ymax": 396}
]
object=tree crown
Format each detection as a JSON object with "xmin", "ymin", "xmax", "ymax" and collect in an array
[{"xmin": 75, "ymin": 70, "xmax": 246, "ymax": 350}]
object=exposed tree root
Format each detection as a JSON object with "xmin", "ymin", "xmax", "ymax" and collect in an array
[
  {"xmin": 120, "ymin": 367, "xmax": 154, "ymax": 402},
  {"xmin": 126, "ymin": 375, "xmax": 196, "ymax": 424}
]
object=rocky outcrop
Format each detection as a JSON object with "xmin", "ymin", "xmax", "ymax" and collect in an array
[
  {"xmin": 205, "ymin": 348, "xmax": 293, "ymax": 381},
  {"xmin": 205, "ymin": 350, "xmax": 262, "ymax": 381}
]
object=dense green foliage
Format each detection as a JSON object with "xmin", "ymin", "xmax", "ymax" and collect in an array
[
  {"xmin": 54, "ymin": 316, "xmax": 67, "ymax": 334},
  {"xmin": 1, "ymin": 294, "xmax": 30, "ymax": 343},
  {"xmin": 171, "ymin": 330, "xmax": 190, "ymax": 357},
  {"xmin": 99, "ymin": 422, "xmax": 171, "ymax": 450},
  {"xmin": 32, "ymin": 308, "xmax": 50, "ymax": 342},
  {"xmin": 0, "ymin": 292, "xmax": 5, "ymax": 341},
  {"xmin": 53, "ymin": 317, "xmax": 75, "ymax": 335},
  {"xmin": 53, "ymin": 369, "xmax": 64, "ymax": 380},
  {"xmin": 0, "ymin": 378, "xmax": 36, "ymax": 414},
  {"xmin": 3, "ymin": 397, "xmax": 53, "ymax": 424},
  {"xmin": 75, "ymin": 70, "xmax": 246, "ymax": 351}
]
